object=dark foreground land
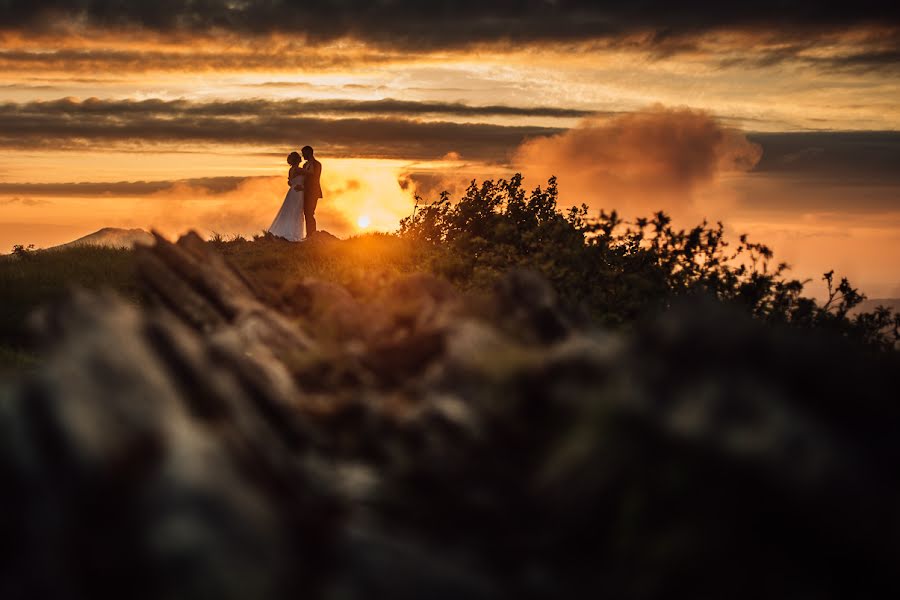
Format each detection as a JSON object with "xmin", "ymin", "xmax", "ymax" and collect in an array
[
  {"xmin": 1, "ymin": 178, "xmax": 899, "ymax": 598},
  {"xmin": 0, "ymin": 232, "xmax": 421, "ymax": 374}
]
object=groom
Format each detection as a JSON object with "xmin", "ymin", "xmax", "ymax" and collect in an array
[{"xmin": 294, "ymin": 145, "xmax": 322, "ymax": 236}]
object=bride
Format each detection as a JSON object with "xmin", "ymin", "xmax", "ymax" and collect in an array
[{"xmin": 267, "ymin": 151, "xmax": 306, "ymax": 241}]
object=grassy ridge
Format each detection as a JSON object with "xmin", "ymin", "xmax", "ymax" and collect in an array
[
  {"xmin": 0, "ymin": 246, "xmax": 140, "ymax": 371},
  {"xmin": 216, "ymin": 232, "xmax": 427, "ymax": 299},
  {"xmin": 0, "ymin": 234, "xmax": 426, "ymax": 372}
]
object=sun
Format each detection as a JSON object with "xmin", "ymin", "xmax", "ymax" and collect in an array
[{"xmin": 357, "ymin": 214, "xmax": 371, "ymax": 228}]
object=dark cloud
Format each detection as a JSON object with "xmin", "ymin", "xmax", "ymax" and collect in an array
[
  {"xmin": 0, "ymin": 177, "xmax": 251, "ymax": 197},
  {"xmin": 0, "ymin": 97, "xmax": 564, "ymax": 160},
  {"xmin": 717, "ymin": 42, "xmax": 900, "ymax": 73},
  {"xmin": 0, "ymin": 196, "xmax": 50, "ymax": 206},
  {"xmin": 328, "ymin": 99, "xmax": 592, "ymax": 118},
  {"xmin": 749, "ymin": 131, "xmax": 900, "ymax": 183},
  {"xmin": 1, "ymin": 5, "xmax": 896, "ymax": 74},
  {"xmin": 11, "ymin": 97, "xmax": 587, "ymax": 119},
  {"xmin": 725, "ymin": 131, "xmax": 900, "ymax": 216},
  {"xmin": 824, "ymin": 48, "xmax": 900, "ymax": 72},
  {"xmin": 0, "ymin": 83, "xmax": 61, "ymax": 90},
  {"xmin": 0, "ymin": 47, "xmax": 398, "ymax": 73},
  {"xmin": 2, "ymin": 1, "xmax": 898, "ymax": 44}
]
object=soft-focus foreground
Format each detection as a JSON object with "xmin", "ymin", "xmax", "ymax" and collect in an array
[{"xmin": 0, "ymin": 177, "xmax": 899, "ymax": 599}]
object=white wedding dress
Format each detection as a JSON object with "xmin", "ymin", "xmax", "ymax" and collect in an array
[{"xmin": 267, "ymin": 175, "xmax": 305, "ymax": 241}]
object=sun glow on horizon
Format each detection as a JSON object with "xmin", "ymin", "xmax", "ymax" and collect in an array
[
  {"xmin": 1, "ymin": 14, "xmax": 898, "ymax": 297},
  {"xmin": 0, "ymin": 156, "xmax": 439, "ymax": 251}
]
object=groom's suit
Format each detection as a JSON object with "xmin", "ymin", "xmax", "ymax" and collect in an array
[{"xmin": 304, "ymin": 159, "xmax": 322, "ymax": 235}]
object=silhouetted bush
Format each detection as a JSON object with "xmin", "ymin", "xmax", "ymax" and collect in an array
[
  {"xmin": 400, "ymin": 174, "xmax": 899, "ymax": 350},
  {"xmin": 11, "ymin": 244, "xmax": 35, "ymax": 260}
]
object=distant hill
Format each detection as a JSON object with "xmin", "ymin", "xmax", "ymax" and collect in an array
[{"xmin": 51, "ymin": 227, "xmax": 154, "ymax": 250}]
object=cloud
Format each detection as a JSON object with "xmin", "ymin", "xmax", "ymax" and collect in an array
[
  {"xmin": 512, "ymin": 106, "xmax": 763, "ymax": 217},
  {"xmin": 398, "ymin": 172, "xmax": 472, "ymax": 203},
  {"xmin": 0, "ymin": 177, "xmax": 250, "ymax": 197},
  {"xmin": 0, "ymin": 196, "xmax": 50, "ymax": 206},
  {"xmin": 10, "ymin": 104, "xmax": 891, "ymax": 222},
  {"xmin": 0, "ymin": 45, "xmax": 400, "ymax": 74},
  {"xmin": 397, "ymin": 126, "xmax": 900, "ymax": 218},
  {"xmin": 0, "ymin": 97, "xmax": 562, "ymax": 160},
  {"xmin": 0, "ymin": 5, "xmax": 895, "ymax": 79},
  {"xmin": 0, "ymin": 96, "xmax": 590, "ymax": 119},
  {"xmin": 712, "ymin": 36, "xmax": 900, "ymax": 74},
  {"xmin": 3, "ymin": 2, "xmax": 898, "ymax": 46},
  {"xmin": 748, "ymin": 131, "xmax": 900, "ymax": 183}
]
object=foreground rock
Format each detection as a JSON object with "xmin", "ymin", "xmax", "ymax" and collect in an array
[{"xmin": 1, "ymin": 232, "xmax": 899, "ymax": 599}]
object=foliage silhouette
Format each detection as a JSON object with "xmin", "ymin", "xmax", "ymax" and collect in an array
[
  {"xmin": 400, "ymin": 174, "xmax": 899, "ymax": 350},
  {"xmin": 11, "ymin": 244, "xmax": 35, "ymax": 260}
]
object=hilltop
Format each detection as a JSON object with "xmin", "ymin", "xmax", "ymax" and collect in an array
[{"xmin": 50, "ymin": 226, "xmax": 154, "ymax": 250}]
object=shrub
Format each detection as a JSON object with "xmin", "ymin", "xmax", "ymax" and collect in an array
[
  {"xmin": 400, "ymin": 174, "xmax": 899, "ymax": 350},
  {"xmin": 11, "ymin": 244, "xmax": 35, "ymax": 260}
]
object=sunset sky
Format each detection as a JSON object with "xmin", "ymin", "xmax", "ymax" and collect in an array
[{"xmin": 1, "ymin": 1, "xmax": 898, "ymax": 298}]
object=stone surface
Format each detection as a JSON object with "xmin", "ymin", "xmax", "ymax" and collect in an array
[{"xmin": 2, "ymin": 232, "xmax": 900, "ymax": 599}]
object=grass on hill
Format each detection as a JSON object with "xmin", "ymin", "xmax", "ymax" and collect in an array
[
  {"xmin": 0, "ymin": 245, "xmax": 140, "ymax": 354},
  {"xmin": 215, "ymin": 232, "xmax": 429, "ymax": 300},
  {"xmin": 0, "ymin": 233, "xmax": 428, "ymax": 372}
]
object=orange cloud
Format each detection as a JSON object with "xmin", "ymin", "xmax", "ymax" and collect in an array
[{"xmin": 513, "ymin": 106, "xmax": 762, "ymax": 219}]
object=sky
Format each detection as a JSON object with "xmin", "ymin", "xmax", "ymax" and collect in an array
[{"xmin": 1, "ymin": 1, "xmax": 898, "ymax": 298}]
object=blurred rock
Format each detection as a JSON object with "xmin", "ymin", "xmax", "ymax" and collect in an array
[
  {"xmin": 2, "ymin": 234, "xmax": 900, "ymax": 599},
  {"xmin": 1, "ymin": 292, "xmax": 334, "ymax": 600},
  {"xmin": 284, "ymin": 279, "xmax": 375, "ymax": 341}
]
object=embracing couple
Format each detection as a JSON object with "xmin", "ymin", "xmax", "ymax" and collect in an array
[{"xmin": 268, "ymin": 145, "xmax": 323, "ymax": 242}]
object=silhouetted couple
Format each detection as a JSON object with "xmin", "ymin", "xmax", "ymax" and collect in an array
[{"xmin": 268, "ymin": 146, "xmax": 322, "ymax": 242}]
